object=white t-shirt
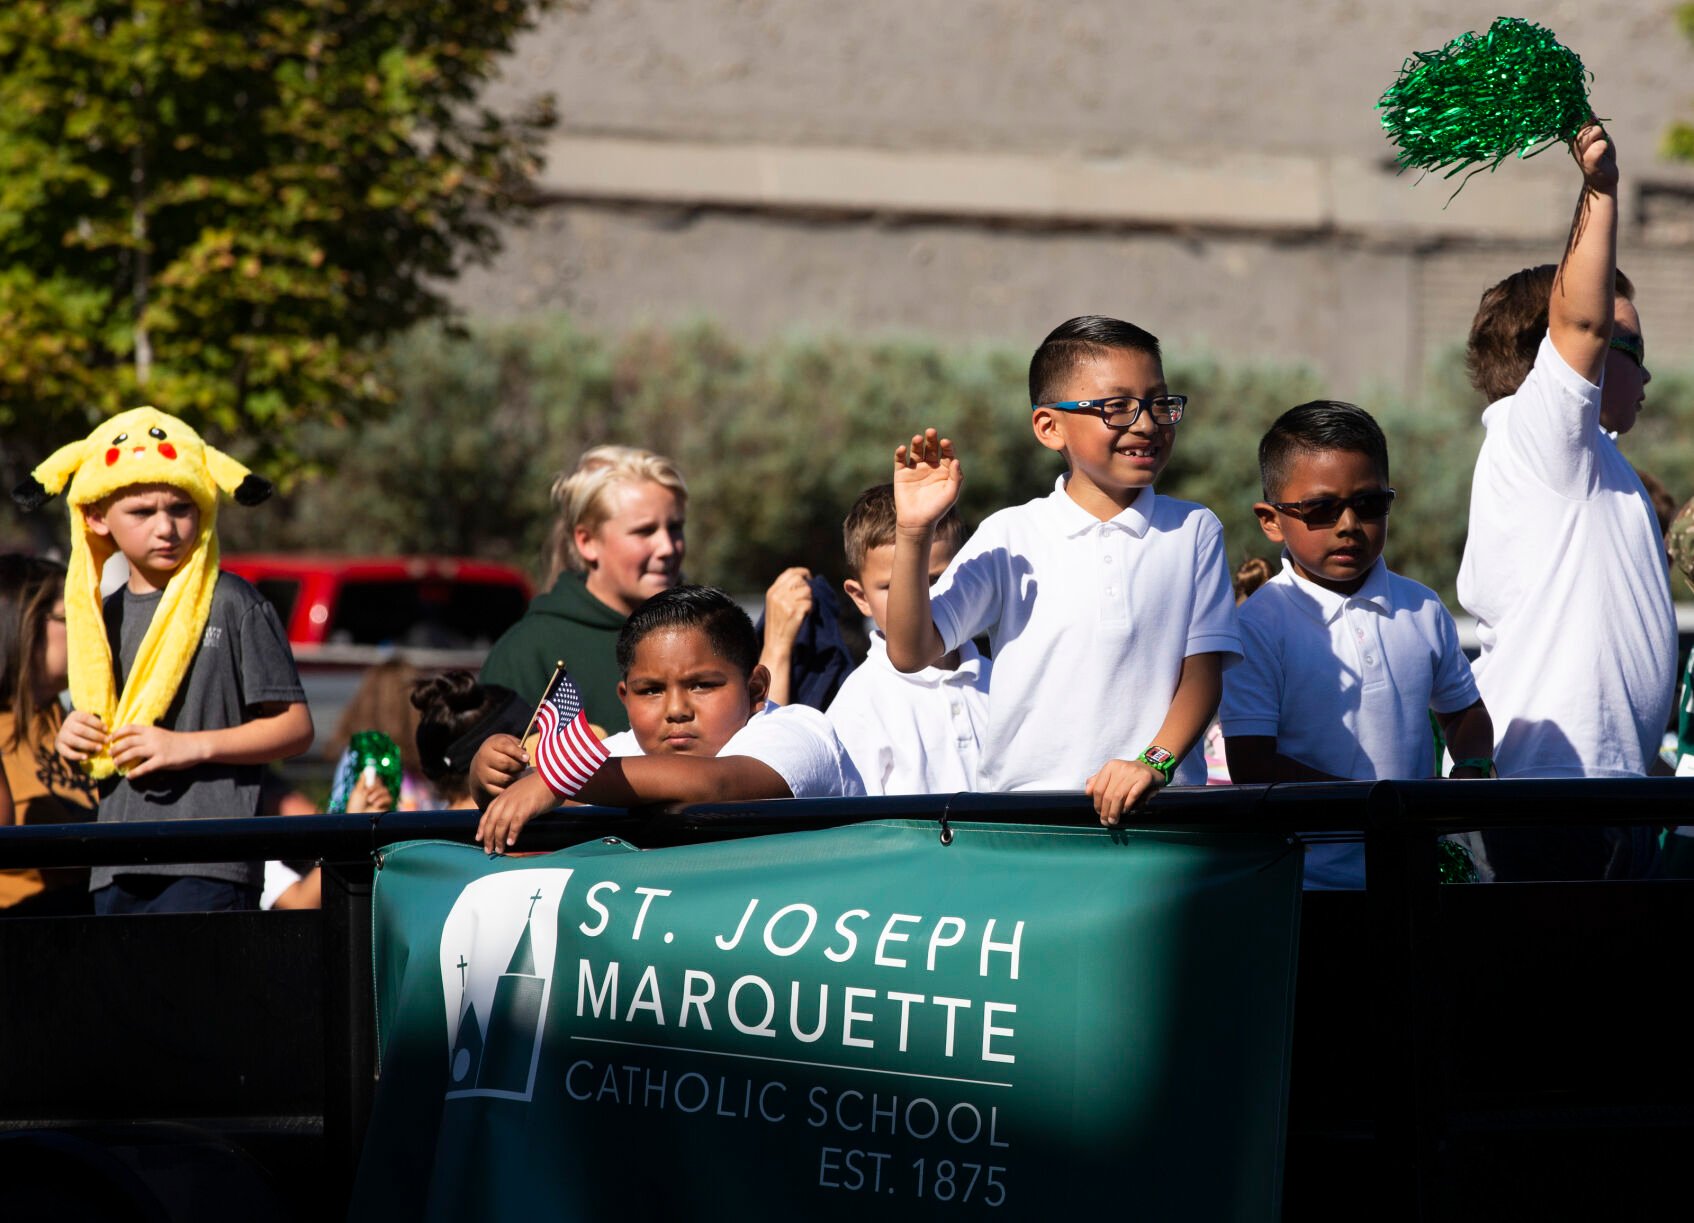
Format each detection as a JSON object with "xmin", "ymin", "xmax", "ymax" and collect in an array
[
  {"xmin": 1457, "ymin": 335, "xmax": 1675, "ymax": 778},
  {"xmin": 601, "ymin": 701, "xmax": 865, "ymax": 798},
  {"xmin": 927, "ymin": 476, "xmax": 1240, "ymax": 790},
  {"xmin": 1219, "ymin": 556, "xmax": 1481, "ymax": 888},
  {"xmin": 825, "ymin": 632, "xmax": 991, "ymax": 795}
]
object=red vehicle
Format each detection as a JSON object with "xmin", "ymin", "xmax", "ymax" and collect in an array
[{"xmin": 221, "ymin": 554, "xmax": 533, "ymax": 663}]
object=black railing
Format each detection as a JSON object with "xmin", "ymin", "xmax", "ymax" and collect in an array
[{"xmin": 2, "ymin": 779, "xmax": 1691, "ymax": 1221}]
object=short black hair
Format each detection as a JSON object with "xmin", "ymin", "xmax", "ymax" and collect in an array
[
  {"xmin": 1028, "ymin": 315, "xmax": 1163, "ymax": 406},
  {"xmin": 616, "ymin": 585, "xmax": 759, "ymax": 679},
  {"xmin": 1258, "ymin": 401, "xmax": 1390, "ymax": 500}
]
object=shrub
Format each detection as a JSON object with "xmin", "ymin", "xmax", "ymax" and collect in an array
[{"xmin": 223, "ymin": 316, "xmax": 1693, "ymax": 609}]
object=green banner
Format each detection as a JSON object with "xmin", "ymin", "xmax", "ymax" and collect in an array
[{"xmin": 350, "ymin": 820, "xmax": 1302, "ymax": 1221}]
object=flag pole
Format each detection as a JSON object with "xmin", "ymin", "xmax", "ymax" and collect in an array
[{"xmin": 519, "ymin": 660, "xmax": 566, "ymax": 746}]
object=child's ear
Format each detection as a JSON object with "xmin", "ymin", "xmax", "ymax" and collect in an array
[
  {"xmin": 842, "ymin": 578, "xmax": 873, "ymax": 619},
  {"xmin": 1253, "ymin": 502, "xmax": 1285, "ymax": 544},
  {"xmin": 746, "ymin": 663, "xmax": 771, "ymax": 710},
  {"xmin": 573, "ymin": 523, "xmax": 600, "ymax": 567},
  {"xmin": 82, "ymin": 503, "xmax": 112, "ymax": 538},
  {"xmin": 1030, "ymin": 408, "xmax": 1068, "ymax": 456},
  {"xmin": 617, "ymin": 680, "xmax": 629, "ymax": 703}
]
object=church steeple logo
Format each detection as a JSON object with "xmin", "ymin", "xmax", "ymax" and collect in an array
[{"xmin": 440, "ymin": 868, "xmax": 575, "ymax": 1102}]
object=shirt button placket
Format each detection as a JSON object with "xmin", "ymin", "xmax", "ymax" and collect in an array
[{"xmin": 1101, "ymin": 532, "xmax": 1120, "ymax": 615}]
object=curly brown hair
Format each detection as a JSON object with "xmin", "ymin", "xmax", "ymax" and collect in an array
[
  {"xmin": 1465, "ymin": 264, "xmax": 1635, "ymax": 404},
  {"xmin": 330, "ymin": 658, "xmax": 425, "ymax": 777},
  {"xmin": 1233, "ymin": 555, "xmax": 1275, "ymax": 604}
]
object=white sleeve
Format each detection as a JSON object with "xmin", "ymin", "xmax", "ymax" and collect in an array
[
  {"xmin": 1497, "ymin": 334, "xmax": 1604, "ymax": 498},
  {"xmin": 928, "ymin": 514, "xmax": 1008, "ymax": 656},
  {"xmin": 601, "ymin": 729, "xmax": 644, "ymax": 758},
  {"xmin": 825, "ymin": 677, "xmax": 893, "ymax": 797},
  {"xmin": 1428, "ymin": 606, "xmax": 1483, "ymax": 715},
  {"xmin": 1217, "ymin": 604, "xmax": 1283, "ymax": 738},
  {"xmin": 1185, "ymin": 511, "xmax": 1242, "ymax": 662},
  {"xmin": 721, "ymin": 705, "xmax": 865, "ymax": 799}
]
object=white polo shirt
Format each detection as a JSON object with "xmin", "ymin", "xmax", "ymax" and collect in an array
[
  {"xmin": 602, "ymin": 702, "xmax": 865, "ymax": 798},
  {"xmin": 1457, "ymin": 335, "xmax": 1675, "ymax": 777},
  {"xmin": 825, "ymin": 632, "xmax": 991, "ymax": 795},
  {"xmin": 1220, "ymin": 557, "xmax": 1481, "ymax": 779},
  {"xmin": 1219, "ymin": 556, "xmax": 1480, "ymax": 889},
  {"xmin": 927, "ymin": 476, "xmax": 1240, "ymax": 790}
]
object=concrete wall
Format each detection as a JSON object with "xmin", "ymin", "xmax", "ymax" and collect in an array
[{"xmin": 457, "ymin": 0, "xmax": 1694, "ymax": 396}]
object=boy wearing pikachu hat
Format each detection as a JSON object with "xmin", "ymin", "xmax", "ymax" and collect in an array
[{"xmin": 13, "ymin": 407, "xmax": 312, "ymax": 914}]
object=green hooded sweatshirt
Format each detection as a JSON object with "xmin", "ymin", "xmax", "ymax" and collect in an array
[{"xmin": 479, "ymin": 572, "xmax": 630, "ymax": 733}]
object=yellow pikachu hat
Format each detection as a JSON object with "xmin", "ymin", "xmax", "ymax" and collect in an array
[{"xmin": 12, "ymin": 407, "xmax": 271, "ymax": 778}]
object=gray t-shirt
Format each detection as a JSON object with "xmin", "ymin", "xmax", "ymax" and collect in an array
[{"xmin": 91, "ymin": 571, "xmax": 306, "ymax": 891}]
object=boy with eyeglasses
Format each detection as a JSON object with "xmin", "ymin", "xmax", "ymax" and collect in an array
[
  {"xmin": 1219, "ymin": 401, "xmax": 1493, "ymax": 888},
  {"xmin": 886, "ymin": 315, "xmax": 1239, "ymax": 826},
  {"xmin": 1455, "ymin": 123, "xmax": 1672, "ymax": 878}
]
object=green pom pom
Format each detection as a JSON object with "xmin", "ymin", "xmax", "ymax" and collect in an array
[
  {"xmin": 1378, "ymin": 17, "xmax": 1595, "ymax": 191},
  {"xmin": 329, "ymin": 729, "xmax": 404, "ymax": 812}
]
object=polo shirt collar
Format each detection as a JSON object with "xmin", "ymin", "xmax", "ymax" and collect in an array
[
  {"xmin": 868, "ymin": 630, "xmax": 985, "ymax": 686},
  {"xmin": 1046, "ymin": 475, "xmax": 1156, "ymax": 538},
  {"xmin": 1279, "ymin": 553, "xmax": 1391, "ymax": 624}
]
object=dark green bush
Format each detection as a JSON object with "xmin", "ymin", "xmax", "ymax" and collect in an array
[{"xmin": 223, "ymin": 316, "xmax": 1693, "ymax": 608}]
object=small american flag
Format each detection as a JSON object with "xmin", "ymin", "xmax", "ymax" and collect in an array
[{"xmin": 531, "ymin": 667, "xmax": 609, "ymax": 797}]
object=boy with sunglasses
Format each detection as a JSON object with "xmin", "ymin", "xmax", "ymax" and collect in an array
[
  {"xmin": 1219, "ymin": 401, "xmax": 1493, "ymax": 888},
  {"xmin": 887, "ymin": 315, "xmax": 1239, "ymax": 826},
  {"xmin": 1455, "ymin": 123, "xmax": 1672, "ymax": 878}
]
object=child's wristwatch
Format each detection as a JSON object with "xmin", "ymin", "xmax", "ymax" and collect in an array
[
  {"xmin": 1138, "ymin": 745, "xmax": 1177, "ymax": 783},
  {"xmin": 1448, "ymin": 757, "xmax": 1495, "ymax": 778}
]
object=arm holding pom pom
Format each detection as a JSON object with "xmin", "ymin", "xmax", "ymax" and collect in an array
[{"xmin": 1550, "ymin": 122, "xmax": 1620, "ymax": 385}]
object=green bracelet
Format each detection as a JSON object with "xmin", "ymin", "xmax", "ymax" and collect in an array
[
  {"xmin": 1138, "ymin": 745, "xmax": 1177, "ymax": 781},
  {"xmin": 1449, "ymin": 757, "xmax": 1494, "ymax": 777}
]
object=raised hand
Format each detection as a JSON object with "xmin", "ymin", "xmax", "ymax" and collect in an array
[
  {"xmin": 893, "ymin": 428, "xmax": 963, "ymax": 531},
  {"xmin": 762, "ymin": 567, "xmax": 814, "ymax": 650},
  {"xmin": 1572, "ymin": 121, "xmax": 1617, "ymax": 193}
]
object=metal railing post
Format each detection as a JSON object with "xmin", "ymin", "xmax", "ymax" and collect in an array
[
  {"xmin": 1364, "ymin": 781, "xmax": 1444, "ymax": 1220},
  {"xmin": 321, "ymin": 859, "xmax": 376, "ymax": 1207}
]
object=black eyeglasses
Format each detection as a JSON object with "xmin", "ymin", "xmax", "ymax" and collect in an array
[
  {"xmin": 1269, "ymin": 489, "xmax": 1396, "ymax": 526},
  {"xmin": 1031, "ymin": 394, "xmax": 1187, "ymax": 428}
]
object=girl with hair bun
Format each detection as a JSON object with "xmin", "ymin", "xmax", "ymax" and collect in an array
[{"xmin": 412, "ymin": 670, "xmax": 530, "ymax": 808}]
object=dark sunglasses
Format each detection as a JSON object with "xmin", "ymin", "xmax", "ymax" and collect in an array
[
  {"xmin": 1609, "ymin": 333, "xmax": 1646, "ymax": 371},
  {"xmin": 1269, "ymin": 489, "xmax": 1396, "ymax": 526}
]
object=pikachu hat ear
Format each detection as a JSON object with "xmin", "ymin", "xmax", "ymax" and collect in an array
[
  {"xmin": 205, "ymin": 445, "xmax": 272, "ymax": 507},
  {"xmin": 12, "ymin": 437, "xmax": 93, "ymax": 513},
  {"xmin": 16, "ymin": 408, "xmax": 272, "ymax": 518}
]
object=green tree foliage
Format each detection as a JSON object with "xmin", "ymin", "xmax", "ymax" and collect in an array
[
  {"xmin": 1666, "ymin": 4, "xmax": 1694, "ymax": 161},
  {"xmin": 0, "ymin": 0, "xmax": 555, "ymax": 486},
  {"xmin": 225, "ymin": 316, "xmax": 1694, "ymax": 608}
]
